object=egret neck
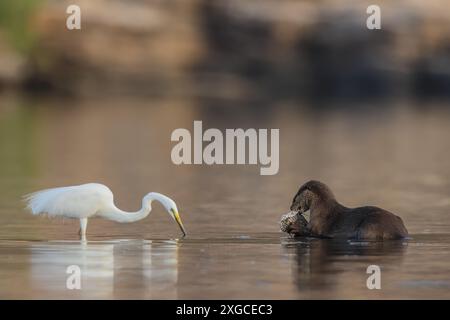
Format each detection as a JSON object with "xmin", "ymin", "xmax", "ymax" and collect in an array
[{"xmin": 98, "ymin": 192, "xmax": 161, "ymax": 223}]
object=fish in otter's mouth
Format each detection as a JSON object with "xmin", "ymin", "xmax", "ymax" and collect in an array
[{"xmin": 280, "ymin": 210, "xmax": 309, "ymax": 234}]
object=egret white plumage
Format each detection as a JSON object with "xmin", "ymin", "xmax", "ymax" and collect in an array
[{"xmin": 24, "ymin": 183, "xmax": 186, "ymax": 240}]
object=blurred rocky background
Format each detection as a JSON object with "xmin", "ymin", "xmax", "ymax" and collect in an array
[{"xmin": 0, "ymin": 0, "xmax": 449, "ymax": 99}]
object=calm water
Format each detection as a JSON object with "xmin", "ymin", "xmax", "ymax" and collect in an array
[{"xmin": 0, "ymin": 93, "xmax": 450, "ymax": 299}]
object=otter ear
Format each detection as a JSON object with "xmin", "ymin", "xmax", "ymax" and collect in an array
[{"xmin": 298, "ymin": 185, "xmax": 310, "ymax": 195}]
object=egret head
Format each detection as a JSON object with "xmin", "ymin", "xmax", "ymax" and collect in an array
[{"xmin": 148, "ymin": 192, "xmax": 186, "ymax": 237}]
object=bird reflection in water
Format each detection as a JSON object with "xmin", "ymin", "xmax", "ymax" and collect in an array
[{"xmin": 29, "ymin": 240, "xmax": 179, "ymax": 299}]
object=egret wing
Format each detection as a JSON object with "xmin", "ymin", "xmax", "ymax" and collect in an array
[{"xmin": 24, "ymin": 183, "xmax": 112, "ymax": 219}]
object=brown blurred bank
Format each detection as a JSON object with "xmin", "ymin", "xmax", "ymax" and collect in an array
[{"xmin": 0, "ymin": 0, "xmax": 449, "ymax": 99}]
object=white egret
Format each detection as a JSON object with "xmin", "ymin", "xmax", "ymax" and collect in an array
[{"xmin": 24, "ymin": 183, "xmax": 186, "ymax": 240}]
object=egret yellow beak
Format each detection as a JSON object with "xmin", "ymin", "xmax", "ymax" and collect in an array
[{"xmin": 171, "ymin": 209, "xmax": 186, "ymax": 237}]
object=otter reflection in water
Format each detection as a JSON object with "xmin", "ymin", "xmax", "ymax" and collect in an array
[
  {"xmin": 283, "ymin": 239, "xmax": 407, "ymax": 293},
  {"xmin": 281, "ymin": 181, "xmax": 408, "ymax": 240}
]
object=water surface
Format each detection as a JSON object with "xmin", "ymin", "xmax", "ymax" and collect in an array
[{"xmin": 0, "ymin": 94, "xmax": 449, "ymax": 299}]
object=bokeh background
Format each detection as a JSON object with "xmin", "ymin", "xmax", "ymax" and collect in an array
[
  {"xmin": 2, "ymin": 0, "xmax": 450, "ymax": 97},
  {"xmin": 0, "ymin": 0, "xmax": 450, "ymax": 299}
]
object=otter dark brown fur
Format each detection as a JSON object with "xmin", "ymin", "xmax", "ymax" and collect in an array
[{"xmin": 287, "ymin": 180, "xmax": 409, "ymax": 240}]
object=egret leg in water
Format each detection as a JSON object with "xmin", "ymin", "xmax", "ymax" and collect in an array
[
  {"xmin": 24, "ymin": 183, "xmax": 187, "ymax": 240},
  {"xmin": 79, "ymin": 218, "xmax": 88, "ymax": 241}
]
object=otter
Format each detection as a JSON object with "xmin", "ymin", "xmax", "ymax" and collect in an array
[{"xmin": 282, "ymin": 180, "xmax": 408, "ymax": 240}]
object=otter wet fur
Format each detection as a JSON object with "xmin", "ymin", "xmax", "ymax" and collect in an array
[{"xmin": 285, "ymin": 180, "xmax": 409, "ymax": 240}]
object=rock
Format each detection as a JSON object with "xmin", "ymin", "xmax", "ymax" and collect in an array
[{"xmin": 29, "ymin": 0, "xmax": 203, "ymax": 95}]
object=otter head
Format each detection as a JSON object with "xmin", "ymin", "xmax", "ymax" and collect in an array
[{"xmin": 290, "ymin": 180, "xmax": 336, "ymax": 213}]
